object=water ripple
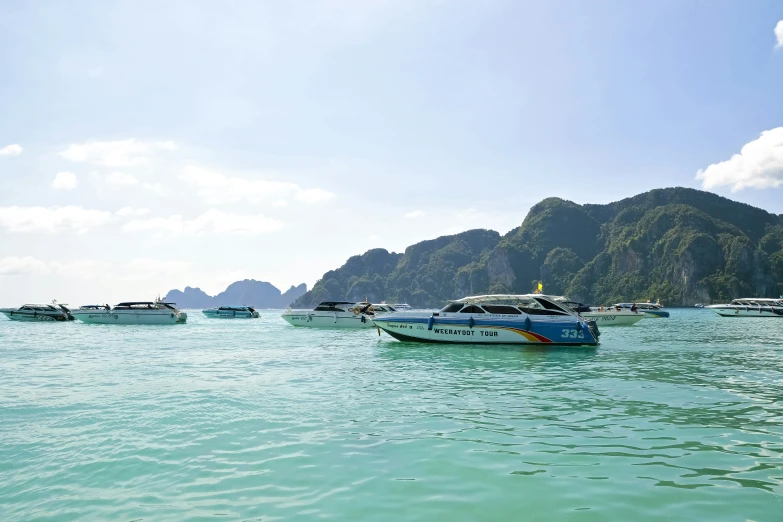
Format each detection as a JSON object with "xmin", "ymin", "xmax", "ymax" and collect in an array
[{"xmin": 1, "ymin": 310, "xmax": 782, "ymax": 520}]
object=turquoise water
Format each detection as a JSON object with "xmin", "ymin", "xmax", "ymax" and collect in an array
[{"xmin": 1, "ymin": 309, "xmax": 782, "ymax": 521}]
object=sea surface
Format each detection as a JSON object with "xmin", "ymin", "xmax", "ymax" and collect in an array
[{"xmin": 1, "ymin": 309, "xmax": 782, "ymax": 521}]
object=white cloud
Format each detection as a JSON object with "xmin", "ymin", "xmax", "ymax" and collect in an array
[
  {"xmin": 0, "ymin": 206, "xmax": 112, "ymax": 233},
  {"xmin": 180, "ymin": 165, "xmax": 334, "ymax": 205},
  {"xmin": 0, "ymin": 144, "xmax": 23, "ymax": 156},
  {"xmin": 696, "ymin": 127, "xmax": 783, "ymax": 191},
  {"xmin": 105, "ymin": 171, "xmax": 139, "ymax": 186},
  {"xmin": 123, "ymin": 209, "xmax": 283, "ymax": 237},
  {"xmin": 775, "ymin": 20, "xmax": 783, "ymax": 49},
  {"xmin": 52, "ymin": 257, "xmax": 192, "ymax": 282},
  {"xmin": 0, "ymin": 256, "xmax": 50, "ymax": 275},
  {"xmin": 103, "ymin": 172, "xmax": 169, "ymax": 195},
  {"xmin": 52, "ymin": 172, "xmax": 78, "ymax": 190},
  {"xmin": 115, "ymin": 207, "xmax": 150, "ymax": 217},
  {"xmin": 59, "ymin": 139, "xmax": 177, "ymax": 168},
  {"xmin": 405, "ymin": 209, "xmax": 425, "ymax": 218}
]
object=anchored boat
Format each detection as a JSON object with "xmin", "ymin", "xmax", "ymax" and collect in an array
[
  {"xmin": 614, "ymin": 302, "xmax": 669, "ymax": 318},
  {"xmin": 71, "ymin": 300, "xmax": 187, "ymax": 324},
  {"xmin": 372, "ymin": 294, "xmax": 599, "ymax": 345},
  {"xmin": 203, "ymin": 306, "xmax": 259, "ymax": 318},
  {"xmin": 559, "ymin": 301, "xmax": 645, "ymax": 326},
  {"xmin": 281, "ymin": 301, "xmax": 396, "ymax": 328},
  {"xmin": 707, "ymin": 298, "xmax": 783, "ymax": 317},
  {"xmin": 0, "ymin": 303, "xmax": 74, "ymax": 322}
]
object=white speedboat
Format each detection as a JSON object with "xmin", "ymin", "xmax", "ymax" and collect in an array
[
  {"xmin": 372, "ymin": 294, "xmax": 599, "ymax": 345},
  {"xmin": 614, "ymin": 302, "xmax": 669, "ymax": 318},
  {"xmin": 203, "ymin": 305, "xmax": 259, "ymax": 319},
  {"xmin": 71, "ymin": 300, "xmax": 187, "ymax": 324},
  {"xmin": 0, "ymin": 303, "xmax": 74, "ymax": 322},
  {"xmin": 559, "ymin": 301, "xmax": 645, "ymax": 326},
  {"xmin": 281, "ymin": 301, "xmax": 396, "ymax": 328},
  {"xmin": 707, "ymin": 298, "xmax": 783, "ymax": 317}
]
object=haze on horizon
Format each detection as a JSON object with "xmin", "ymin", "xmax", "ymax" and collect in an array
[{"xmin": 1, "ymin": 1, "xmax": 783, "ymax": 306}]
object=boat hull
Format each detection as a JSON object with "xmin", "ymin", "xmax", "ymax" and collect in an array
[
  {"xmin": 0, "ymin": 310, "xmax": 69, "ymax": 322},
  {"xmin": 72, "ymin": 310, "xmax": 187, "ymax": 324},
  {"xmin": 642, "ymin": 310, "xmax": 670, "ymax": 318},
  {"xmin": 373, "ymin": 315, "xmax": 598, "ymax": 346},
  {"xmin": 581, "ymin": 311, "xmax": 645, "ymax": 326},
  {"xmin": 710, "ymin": 307, "xmax": 783, "ymax": 317},
  {"xmin": 281, "ymin": 311, "xmax": 375, "ymax": 328}
]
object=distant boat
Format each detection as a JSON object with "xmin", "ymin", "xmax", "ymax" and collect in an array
[
  {"xmin": 71, "ymin": 300, "xmax": 187, "ymax": 324},
  {"xmin": 559, "ymin": 301, "xmax": 645, "ymax": 326},
  {"xmin": 393, "ymin": 303, "xmax": 412, "ymax": 311},
  {"xmin": 694, "ymin": 303, "xmax": 705, "ymax": 308},
  {"xmin": 281, "ymin": 301, "xmax": 396, "ymax": 328},
  {"xmin": 0, "ymin": 303, "xmax": 74, "ymax": 322},
  {"xmin": 614, "ymin": 302, "xmax": 669, "ymax": 318},
  {"xmin": 203, "ymin": 306, "xmax": 259, "ymax": 319},
  {"xmin": 706, "ymin": 298, "xmax": 783, "ymax": 317}
]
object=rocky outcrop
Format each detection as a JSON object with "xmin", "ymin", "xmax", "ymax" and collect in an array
[{"xmin": 165, "ymin": 280, "xmax": 307, "ymax": 309}]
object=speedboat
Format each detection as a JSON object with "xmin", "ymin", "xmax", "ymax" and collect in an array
[
  {"xmin": 0, "ymin": 303, "xmax": 74, "ymax": 322},
  {"xmin": 71, "ymin": 300, "xmax": 187, "ymax": 324},
  {"xmin": 706, "ymin": 298, "xmax": 783, "ymax": 317},
  {"xmin": 372, "ymin": 294, "xmax": 599, "ymax": 345},
  {"xmin": 614, "ymin": 302, "xmax": 669, "ymax": 318},
  {"xmin": 203, "ymin": 305, "xmax": 259, "ymax": 318},
  {"xmin": 281, "ymin": 301, "xmax": 396, "ymax": 328},
  {"xmin": 559, "ymin": 301, "xmax": 645, "ymax": 326}
]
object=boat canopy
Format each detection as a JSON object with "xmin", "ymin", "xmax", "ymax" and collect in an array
[
  {"xmin": 615, "ymin": 302, "xmax": 662, "ymax": 309},
  {"xmin": 20, "ymin": 304, "xmax": 61, "ymax": 311},
  {"xmin": 445, "ymin": 294, "xmax": 574, "ymax": 315},
  {"xmin": 455, "ymin": 294, "xmax": 565, "ymax": 305},
  {"xmin": 216, "ymin": 305, "xmax": 256, "ymax": 311},
  {"xmin": 730, "ymin": 298, "xmax": 783, "ymax": 305}
]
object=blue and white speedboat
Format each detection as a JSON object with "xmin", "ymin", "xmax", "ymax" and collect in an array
[
  {"xmin": 372, "ymin": 294, "xmax": 599, "ymax": 346},
  {"xmin": 203, "ymin": 305, "xmax": 260, "ymax": 319}
]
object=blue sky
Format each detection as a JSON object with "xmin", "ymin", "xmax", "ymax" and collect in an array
[{"xmin": 1, "ymin": 0, "xmax": 782, "ymax": 305}]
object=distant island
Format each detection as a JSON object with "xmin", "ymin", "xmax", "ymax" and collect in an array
[
  {"xmin": 293, "ymin": 187, "xmax": 783, "ymax": 308},
  {"xmin": 166, "ymin": 280, "xmax": 307, "ymax": 309}
]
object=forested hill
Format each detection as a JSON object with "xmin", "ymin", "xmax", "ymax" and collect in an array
[{"xmin": 293, "ymin": 188, "xmax": 783, "ymax": 308}]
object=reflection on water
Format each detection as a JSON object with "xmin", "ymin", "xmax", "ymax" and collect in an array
[{"xmin": 0, "ymin": 309, "xmax": 782, "ymax": 520}]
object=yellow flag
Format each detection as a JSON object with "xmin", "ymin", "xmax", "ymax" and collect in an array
[{"xmin": 537, "ymin": 282, "xmax": 543, "ymax": 292}]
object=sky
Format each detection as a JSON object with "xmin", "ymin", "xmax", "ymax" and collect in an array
[{"xmin": 1, "ymin": 0, "xmax": 783, "ymax": 306}]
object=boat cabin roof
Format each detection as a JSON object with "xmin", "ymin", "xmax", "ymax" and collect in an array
[
  {"xmin": 443, "ymin": 294, "xmax": 574, "ymax": 315},
  {"xmin": 217, "ymin": 305, "xmax": 255, "ymax": 311},
  {"xmin": 20, "ymin": 304, "xmax": 60, "ymax": 310},
  {"xmin": 730, "ymin": 298, "xmax": 783, "ymax": 304},
  {"xmin": 615, "ymin": 302, "xmax": 661, "ymax": 309}
]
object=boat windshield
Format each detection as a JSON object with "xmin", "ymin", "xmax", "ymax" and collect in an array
[
  {"xmin": 440, "ymin": 303, "xmax": 463, "ymax": 313},
  {"xmin": 314, "ymin": 302, "xmax": 350, "ymax": 312}
]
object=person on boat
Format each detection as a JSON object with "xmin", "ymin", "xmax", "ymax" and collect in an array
[{"xmin": 631, "ymin": 303, "xmax": 638, "ymax": 312}]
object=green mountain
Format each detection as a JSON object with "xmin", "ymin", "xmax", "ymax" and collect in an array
[{"xmin": 294, "ymin": 188, "xmax": 783, "ymax": 308}]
